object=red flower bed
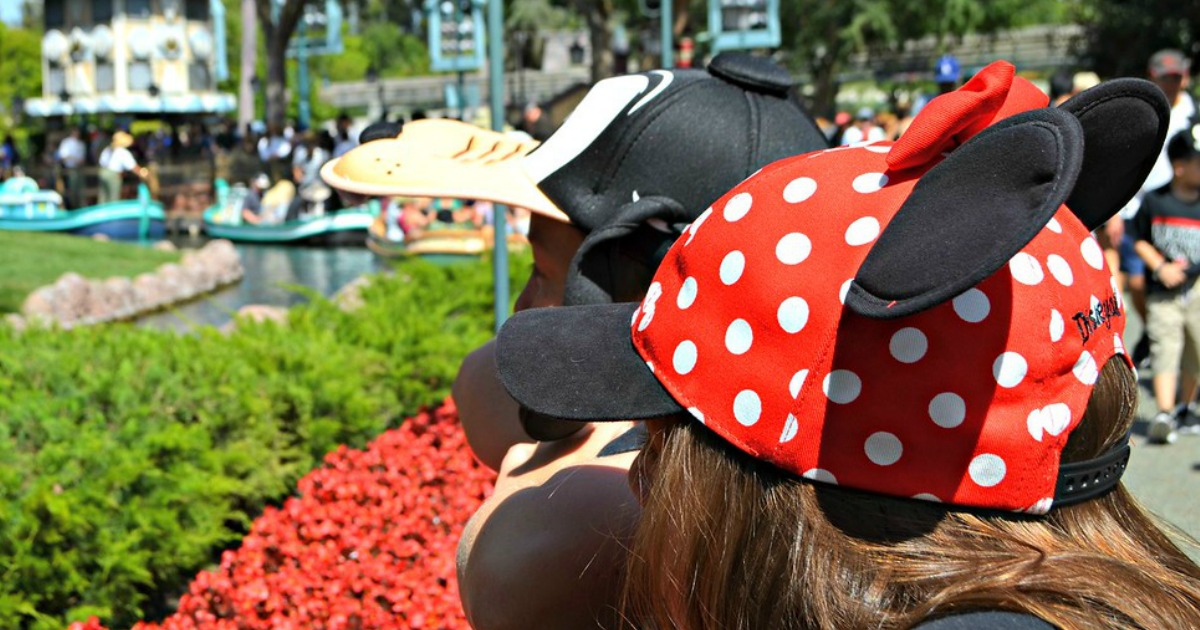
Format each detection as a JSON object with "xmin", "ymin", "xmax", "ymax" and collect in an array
[{"xmin": 73, "ymin": 400, "xmax": 495, "ymax": 630}]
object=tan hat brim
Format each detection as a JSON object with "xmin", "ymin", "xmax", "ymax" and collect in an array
[{"xmin": 320, "ymin": 119, "xmax": 569, "ymax": 223}]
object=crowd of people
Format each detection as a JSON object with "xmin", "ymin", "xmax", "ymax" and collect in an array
[
  {"xmin": 379, "ymin": 197, "xmax": 531, "ymax": 242},
  {"xmin": 0, "ymin": 112, "xmax": 371, "ymax": 213}
]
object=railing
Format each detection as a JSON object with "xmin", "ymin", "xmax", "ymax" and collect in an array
[
  {"xmin": 19, "ymin": 159, "xmax": 215, "ymax": 212},
  {"xmin": 318, "ymin": 67, "xmax": 592, "ymax": 112}
]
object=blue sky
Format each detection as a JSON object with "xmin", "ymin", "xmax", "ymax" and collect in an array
[{"xmin": 0, "ymin": 2, "xmax": 23, "ymax": 26}]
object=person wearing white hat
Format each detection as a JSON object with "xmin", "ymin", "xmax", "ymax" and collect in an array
[{"xmin": 97, "ymin": 131, "xmax": 148, "ymax": 203}]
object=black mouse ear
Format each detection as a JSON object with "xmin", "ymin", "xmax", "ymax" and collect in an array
[
  {"xmin": 563, "ymin": 196, "xmax": 690, "ymax": 306},
  {"xmin": 845, "ymin": 108, "xmax": 1084, "ymax": 319},
  {"xmin": 358, "ymin": 121, "xmax": 403, "ymax": 144},
  {"xmin": 1058, "ymin": 78, "xmax": 1170, "ymax": 230}
]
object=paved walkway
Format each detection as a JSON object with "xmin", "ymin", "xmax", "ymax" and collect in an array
[{"xmin": 1116, "ymin": 306, "xmax": 1200, "ymax": 561}]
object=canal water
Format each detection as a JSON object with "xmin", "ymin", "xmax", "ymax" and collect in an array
[{"xmin": 137, "ymin": 242, "xmax": 385, "ymax": 331}]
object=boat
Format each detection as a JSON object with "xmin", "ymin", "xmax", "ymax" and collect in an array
[
  {"xmin": 365, "ymin": 205, "xmax": 528, "ymax": 263},
  {"xmin": 0, "ymin": 179, "xmax": 166, "ymax": 241},
  {"xmin": 202, "ymin": 180, "xmax": 377, "ymax": 246}
]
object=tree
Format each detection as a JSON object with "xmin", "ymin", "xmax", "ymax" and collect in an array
[
  {"xmin": 0, "ymin": 22, "xmax": 42, "ymax": 152},
  {"xmin": 240, "ymin": 0, "xmax": 257, "ymax": 132},
  {"xmin": 1074, "ymin": 0, "xmax": 1200, "ymax": 78},
  {"xmin": 257, "ymin": 0, "xmax": 313, "ymax": 129},
  {"xmin": 779, "ymin": 0, "xmax": 1066, "ymax": 115}
]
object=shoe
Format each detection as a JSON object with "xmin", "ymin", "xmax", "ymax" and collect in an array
[{"xmin": 1148, "ymin": 411, "xmax": 1179, "ymax": 445}]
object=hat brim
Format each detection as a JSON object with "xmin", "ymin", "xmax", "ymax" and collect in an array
[
  {"xmin": 496, "ymin": 302, "xmax": 684, "ymax": 422},
  {"xmin": 320, "ymin": 119, "xmax": 568, "ymax": 223}
]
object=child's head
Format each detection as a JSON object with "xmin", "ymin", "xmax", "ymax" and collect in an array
[{"xmin": 1168, "ymin": 125, "xmax": 1200, "ymax": 190}]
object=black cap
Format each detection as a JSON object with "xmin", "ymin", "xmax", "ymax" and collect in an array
[
  {"xmin": 525, "ymin": 52, "xmax": 827, "ymax": 236},
  {"xmin": 1167, "ymin": 125, "xmax": 1200, "ymax": 163},
  {"xmin": 519, "ymin": 52, "xmax": 828, "ymax": 305}
]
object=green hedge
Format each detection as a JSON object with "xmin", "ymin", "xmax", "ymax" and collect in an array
[{"xmin": 0, "ymin": 251, "xmax": 529, "ymax": 629}]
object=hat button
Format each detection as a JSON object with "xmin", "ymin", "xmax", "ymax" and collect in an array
[{"xmin": 707, "ymin": 52, "xmax": 794, "ymax": 97}]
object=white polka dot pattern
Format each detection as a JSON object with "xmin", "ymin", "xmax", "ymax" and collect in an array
[
  {"xmin": 789, "ymin": 369, "xmax": 809, "ymax": 398},
  {"xmin": 1026, "ymin": 403, "xmax": 1070, "ymax": 442},
  {"xmin": 1073, "ymin": 351, "xmax": 1099, "ymax": 385},
  {"xmin": 777, "ymin": 297, "xmax": 809, "ymax": 333},
  {"xmin": 733, "ymin": 390, "xmax": 761, "ymax": 426},
  {"xmin": 802, "ymin": 468, "xmax": 837, "ymax": 484},
  {"xmin": 775, "ymin": 233, "xmax": 812, "ymax": 265},
  {"xmin": 720, "ymin": 251, "xmax": 746, "ymax": 285},
  {"xmin": 685, "ymin": 207, "xmax": 712, "ymax": 245},
  {"xmin": 780, "ymin": 414, "xmax": 799, "ymax": 443},
  {"xmin": 723, "ymin": 192, "xmax": 753, "ymax": 221},
  {"xmin": 782, "ymin": 177, "xmax": 817, "ymax": 203},
  {"xmin": 1046, "ymin": 255, "xmax": 1073, "ymax": 286},
  {"xmin": 993, "ymin": 352, "xmax": 1028, "ymax": 388},
  {"xmin": 636, "ymin": 282, "xmax": 662, "ymax": 331},
  {"xmin": 969, "ymin": 454, "xmax": 1006, "ymax": 487},
  {"xmin": 725, "ymin": 319, "xmax": 753, "ymax": 355},
  {"xmin": 1049, "ymin": 309, "xmax": 1064, "ymax": 342},
  {"xmin": 677, "ymin": 277, "xmax": 698, "ymax": 309},
  {"xmin": 844, "ymin": 217, "xmax": 881, "ymax": 246},
  {"xmin": 929, "ymin": 393, "xmax": 966, "ymax": 428},
  {"xmin": 953, "ymin": 289, "xmax": 990, "ymax": 323},
  {"xmin": 1009, "ymin": 253, "xmax": 1044, "ymax": 285},
  {"xmin": 852, "ymin": 172, "xmax": 889, "ymax": 193},
  {"xmin": 823, "ymin": 370, "xmax": 862, "ymax": 404},
  {"xmin": 889, "ymin": 328, "xmax": 928, "ymax": 363},
  {"xmin": 865, "ymin": 432, "xmax": 903, "ymax": 466},
  {"xmin": 673, "ymin": 340, "xmax": 697, "ymax": 375},
  {"xmin": 1080, "ymin": 237, "xmax": 1105, "ymax": 270}
]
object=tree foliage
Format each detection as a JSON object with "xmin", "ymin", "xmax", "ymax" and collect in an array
[
  {"xmin": 779, "ymin": 0, "xmax": 1067, "ymax": 114},
  {"xmin": 1074, "ymin": 0, "xmax": 1200, "ymax": 78},
  {"xmin": 0, "ymin": 22, "xmax": 43, "ymax": 152}
]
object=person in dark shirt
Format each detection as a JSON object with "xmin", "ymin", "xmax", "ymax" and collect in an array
[{"xmin": 1133, "ymin": 124, "xmax": 1200, "ymax": 443}]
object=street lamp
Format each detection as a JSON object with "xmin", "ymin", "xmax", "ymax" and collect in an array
[
  {"xmin": 365, "ymin": 64, "xmax": 384, "ymax": 122},
  {"xmin": 249, "ymin": 74, "xmax": 264, "ymax": 128},
  {"xmin": 569, "ymin": 39, "xmax": 585, "ymax": 66}
]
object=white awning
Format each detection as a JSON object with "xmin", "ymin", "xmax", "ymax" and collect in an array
[{"xmin": 23, "ymin": 92, "xmax": 236, "ymax": 116}]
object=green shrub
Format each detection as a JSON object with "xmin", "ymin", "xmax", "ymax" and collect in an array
[{"xmin": 0, "ymin": 251, "xmax": 530, "ymax": 629}]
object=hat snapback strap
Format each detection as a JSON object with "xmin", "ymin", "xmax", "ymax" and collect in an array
[{"xmin": 1052, "ymin": 431, "xmax": 1132, "ymax": 508}]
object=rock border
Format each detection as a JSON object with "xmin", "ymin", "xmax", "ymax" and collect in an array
[{"xmin": 11, "ymin": 240, "xmax": 244, "ymax": 330}]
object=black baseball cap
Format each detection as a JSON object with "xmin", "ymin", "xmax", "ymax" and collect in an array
[
  {"xmin": 1167, "ymin": 125, "xmax": 1200, "ymax": 162},
  {"xmin": 531, "ymin": 53, "xmax": 830, "ymax": 304},
  {"xmin": 525, "ymin": 52, "xmax": 827, "ymax": 233}
]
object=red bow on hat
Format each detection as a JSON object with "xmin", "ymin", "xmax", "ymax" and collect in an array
[{"xmin": 888, "ymin": 62, "xmax": 1049, "ymax": 171}]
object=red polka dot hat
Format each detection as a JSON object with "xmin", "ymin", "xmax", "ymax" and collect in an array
[{"xmin": 497, "ymin": 61, "xmax": 1170, "ymax": 513}]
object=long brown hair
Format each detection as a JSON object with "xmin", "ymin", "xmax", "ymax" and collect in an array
[{"xmin": 622, "ymin": 358, "xmax": 1200, "ymax": 629}]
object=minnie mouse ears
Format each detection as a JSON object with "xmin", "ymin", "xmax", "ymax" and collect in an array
[{"xmin": 846, "ymin": 68, "xmax": 1168, "ymax": 319}]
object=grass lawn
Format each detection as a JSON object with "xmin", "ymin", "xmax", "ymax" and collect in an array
[{"xmin": 0, "ymin": 231, "xmax": 181, "ymax": 313}]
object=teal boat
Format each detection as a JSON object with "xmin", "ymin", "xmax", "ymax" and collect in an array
[
  {"xmin": 203, "ymin": 180, "xmax": 377, "ymax": 246},
  {"xmin": 0, "ymin": 179, "xmax": 165, "ymax": 241}
]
